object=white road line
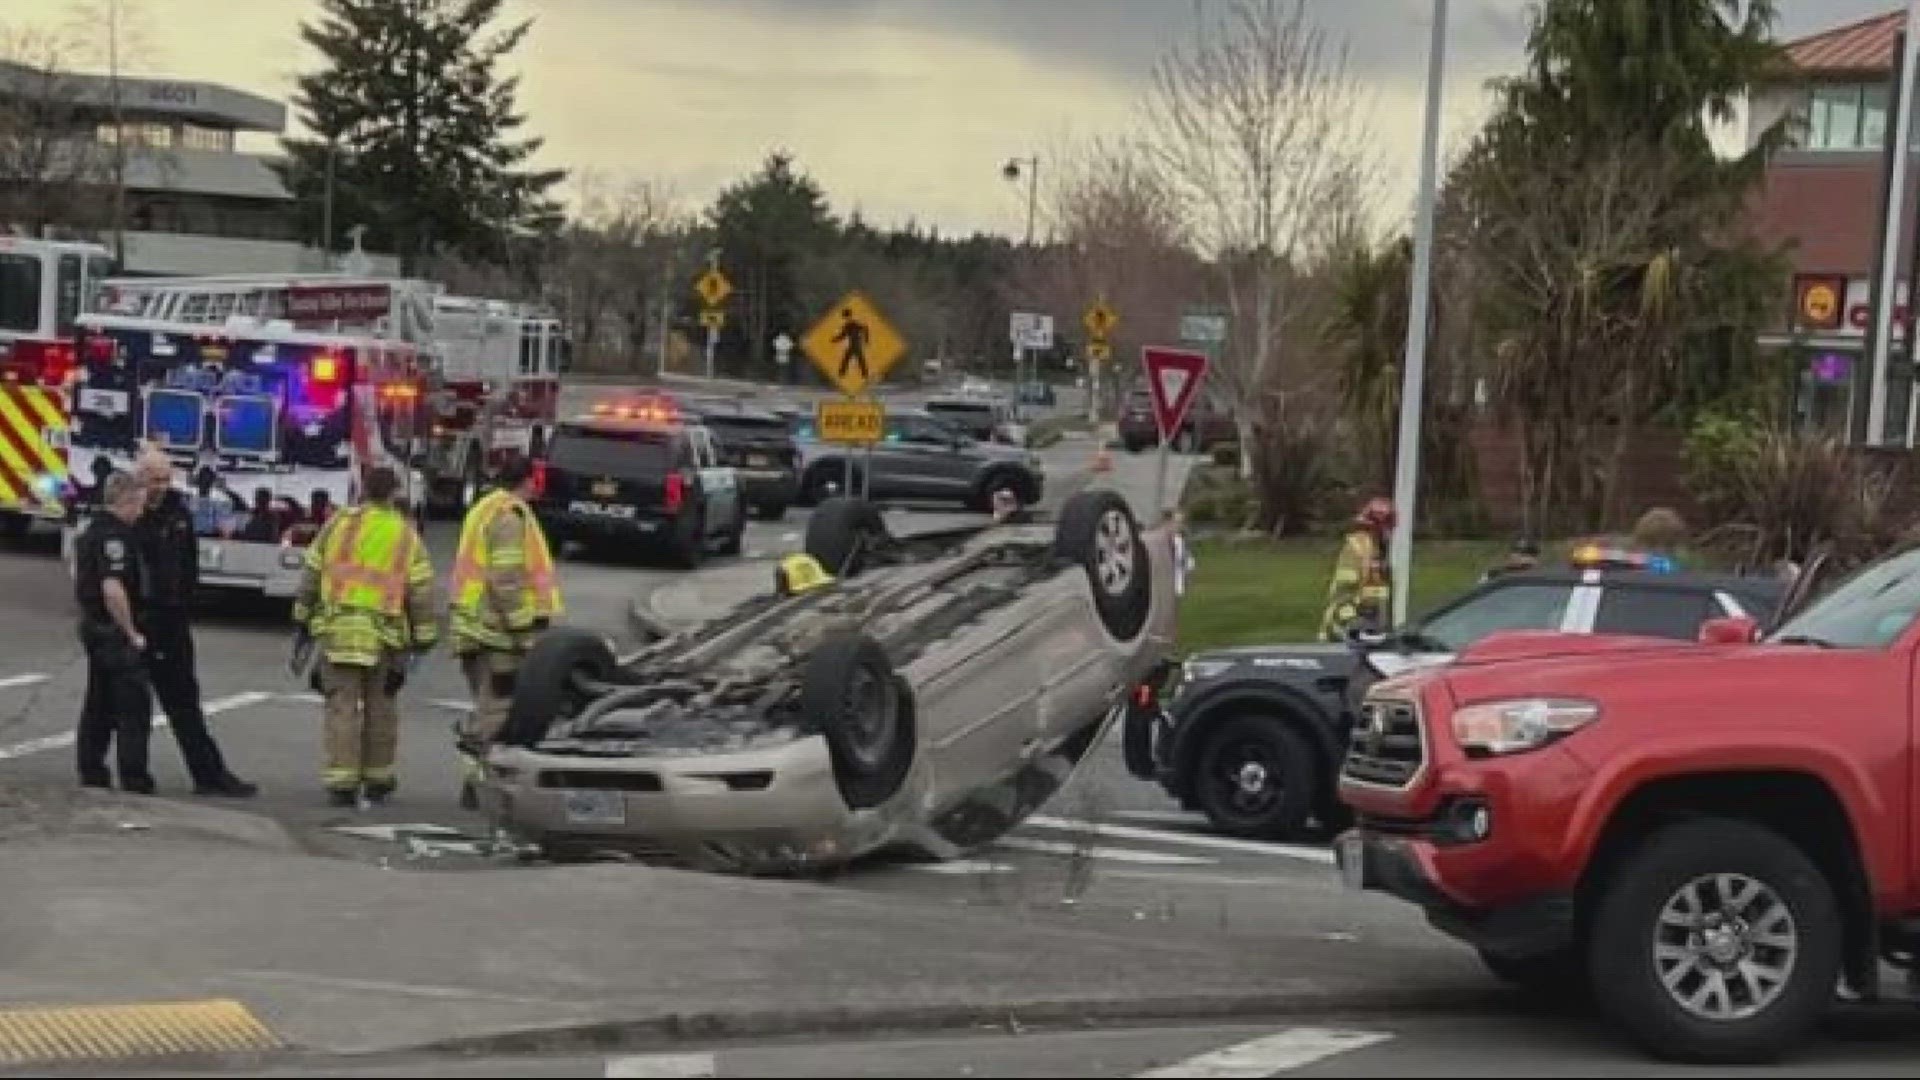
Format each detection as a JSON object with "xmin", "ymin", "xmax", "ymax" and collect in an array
[
  {"xmin": 606, "ymin": 1053, "xmax": 716, "ymax": 1078},
  {"xmin": 0, "ymin": 673, "xmax": 51, "ymax": 691},
  {"xmin": 909, "ymin": 859, "xmax": 1018, "ymax": 875},
  {"xmin": 1025, "ymin": 816, "xmax": 1336, "ymax": 865},
  {"xmin": 0, "ymin": 691, "xmax": 273, "ymax": 762},
  {"xmin": 432, "ymin": 698, "xmax": 475, "ymax": 713},
  {"xmin": 1136, "ymin": 1028, "xmax": 1392, "ymax": 1077},
  {"xmin": 996, "ymin": 836, "xmax": 1214, "ymax": 866}
]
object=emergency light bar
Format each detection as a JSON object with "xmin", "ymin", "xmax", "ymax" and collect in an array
[{"xmin": 591, "ymin": 396, "xmax": 677, "ymax": 424}]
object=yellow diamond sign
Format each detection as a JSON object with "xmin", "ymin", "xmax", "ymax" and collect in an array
[
  {"xmin": 801, "ymin": 291, "xmax": 906, "ymax": 396},
  {"xmin": 695, "ymin": 268, "xmax": 733, "ymax": 308},
  {"xmin": 1084, "ymin": 299, "xmax": 1118, "ymax": 340}
]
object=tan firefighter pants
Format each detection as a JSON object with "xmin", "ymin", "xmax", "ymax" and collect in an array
[
  {"xmin": 459, "ymin": 650, "xmax": 521, "ymax": 784},
  {"xmin": 321, "ymin": 658, "xmax": 401, "ymax": 793}
]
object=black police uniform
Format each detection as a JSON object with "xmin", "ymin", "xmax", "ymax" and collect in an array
[
  {"xmin": 74, "ymin": 512, "xmax": 155, "ymax": 791},
  {"xmin": 135, "ymin": 488, "xmax": 239, "ymax": 790}
]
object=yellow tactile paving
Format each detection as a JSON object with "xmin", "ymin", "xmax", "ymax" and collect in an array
[{"xmin": 0, "ymin": 998, "xmax": 281, "ymax": 1066}]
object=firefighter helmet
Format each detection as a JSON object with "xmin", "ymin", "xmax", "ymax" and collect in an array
[{"xmin": 1356, "ymin": 497, "xmax": 1396, "ymax": 531}]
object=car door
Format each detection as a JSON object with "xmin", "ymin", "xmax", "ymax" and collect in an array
[{"xmin": 691, "ymin": 427, "xmax": 739, "ymax": 535}]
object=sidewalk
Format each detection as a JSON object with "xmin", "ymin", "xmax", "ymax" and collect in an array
[{"xmin": 0, "ymin": 785, "xmax": 1489, "ymax": 1063}]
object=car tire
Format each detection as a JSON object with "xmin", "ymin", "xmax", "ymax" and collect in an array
[
  {"xmin": 1588, "ymin": 817, "xmax": 1842, "ymax": 1065},
  {"xmin": 498, "ymin": 628, "xmax": 619, "ymax": 749},
  {"xmin": 802, "ymin": 463, "xmax": 856, "ymax": 506},
  {"xmin": 806, "ymin": 496, "xmax": 887, "ymax": 578},
  {"xmin": 1478, "ymin": 947, "xmax": 1590, "ymax": 1002},
  {"xmin": 1052, "ymin": 490, "xmax": 1153, "ymax": 641},
  {"xmin": 1175, "ymin": 429, "xmax": 1197, "ymax": 454},
  {"xmin": 672, "ymin": 512, "xmax": 706, "ymax": 570},
  {"xmin": 800, "ymin": 632, "xmax": 914, "ymax": 810},
  {"xmin": 1191, "ymin": 715, "xmax": 1318, "ymax": 839},
  {"xmin": 1123, "ymin": 438, "xmax": 1148, "ymax": 454},
  {"xmin": 1120, "ymin": 697, "xmax": 1160, "ymax": 781},
  {"xmin": 720, "ymin": 514, "xmax": 745, "ymax": 556},
  {"xmin": 755, "ymin": 501, "xmax": 788, "ymax": 522}
]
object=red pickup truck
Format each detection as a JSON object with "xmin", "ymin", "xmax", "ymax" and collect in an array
[{"xmin": 1336, "ymin": 548, "xmax": 1920, "ymax": 1064}]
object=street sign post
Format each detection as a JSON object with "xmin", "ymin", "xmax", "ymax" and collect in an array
[
  {"xmin": 1142, "ymin": 345, "xmax": 1210, "ymax": 522},
  {"xmin": 773, "ymin": 332, "xmax": 794, "ymax": 366},
  {"xmin": 1180, "ymin": 311, "xmax": 1228, "ymax": 346},
  {"xmin": 1084, "ymin": 299, "xmax": 1118, "ymax": 425},
  {"xmin": 803, "ymin": 291, "xmax": 909, "ymax": 498},
  {"xmin": 1083, "ymin": 299, "xmax": 1118, "ymax": 341},
  {"xmin": 698, "ymin": 310, "xmax": 726, "ymax": 330},
  {"xmin": 1009, "ymin": 312, "xmax": 1054, "ymax": 399},
  {"xmin": 816, "ymin": 399, "xmax": 884, "ymax": 444},
  {"xmin": 696, "ymin": 259, "xmax": 733, "ymax": 379}
]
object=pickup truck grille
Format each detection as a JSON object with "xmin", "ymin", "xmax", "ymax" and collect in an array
[{"xmin": 1341, "ymin": 697, "xmax": 1426, "ymax": 788}]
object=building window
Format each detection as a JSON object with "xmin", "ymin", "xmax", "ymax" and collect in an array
[
  {"xmin": 1809, "ymin": 84, "xmax": 1869, "ymax": 149},
  {"xmin": 96, "ymin": 122, "xmax": 175, "ymax": 148},
  {"xmin": 181, "ymin": 124, "xmax": 233, "ymax": 152}
]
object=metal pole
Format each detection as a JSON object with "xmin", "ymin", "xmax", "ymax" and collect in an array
[
  {"xmin": 1024, "ymin": 155, "xmax": 1039, "ymax": 247},
  {"xmin": 704, "ymin": 324, "xmax": 717, "ymax": 380},
  {"xmin": 1153, "ymin": 432, "xmax": 1170, "ymax": 523},
  {"xmin": 1868, "ymin": 5, "xmax": 1920, "ymax": 446},
  {"xmin": 1387, "ymin": 0, "xmax": 1448, "ymax": 628}
]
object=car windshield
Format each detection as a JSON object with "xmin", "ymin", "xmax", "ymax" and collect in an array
[{"xmin": 1768, "ymin": 547, "xmax": 1920, "ymax": 649}]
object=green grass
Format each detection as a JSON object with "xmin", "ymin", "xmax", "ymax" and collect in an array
[{"xmin": 1177, "ymin": 537, "xmax": 1508, "ymax": 653}]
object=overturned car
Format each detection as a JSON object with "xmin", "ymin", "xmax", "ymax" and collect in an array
[{"xmin": 481, "ymin": 490, "xmax": 1177, "ymax": 871}]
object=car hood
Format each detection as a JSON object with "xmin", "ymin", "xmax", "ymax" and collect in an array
[
  {"xmin": 1454, "ymin": 629, "xmax": 1688, "ymax": 667},
  {"xmin": 1181, "ymin": 642, "xmax": 1360, "ymax": 679}
]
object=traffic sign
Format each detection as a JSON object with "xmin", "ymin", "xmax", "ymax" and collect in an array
[
  {"xmin": 1009, "ymin": 312, "xmax": 1054, "ymax": 349},
  {"xmin": 1083, "ymin": 300, "xmax": 1118, "ymax": 340},
  {"xmin": 801, "ymin": 291, "xmax": 907, "ymax": 396},
  {"xmin": 699, "ymin": 309, "xmax": 726, "ymax": 330},
  {"xmin": 816, "ymin": 399, "xmax": 884, "ymax": 444},
  {"xmin": 695, "ymin": 268, "xmax": 733, "ymax": 308},
  {"xmin": 1179, "ymin": 311, "xmax": 1228, "ymax": 345},
  {"xmin": 1143, "ymin": 346, "xmax": 1209, "ymax": 441},
  {"xmin": 1087, "ymin": 341, "xmax": 1112, "ymax": 363},
  {"xmin": 773, "ymin": 332, "xmax": 794, "ymax": 365}
]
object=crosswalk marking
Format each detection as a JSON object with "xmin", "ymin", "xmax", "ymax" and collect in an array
[
  {"xmin": 1027, "ymin": 816, "xmax": 1336, "ymax": 865},
  {"xmin": 0, "ymin": 691, "xmax": 272, "ymax": 762},
  {"xmin": 0, "ymin": 673, "xmax": 50, "ymax": 691},
  {"xmin": 606, "ymin": 1052, "xmax": 716, "ymax": 1078},
  {"xmin": 1136, "ymin": 1028, "xmax": 1392, "ymax": 1077}
]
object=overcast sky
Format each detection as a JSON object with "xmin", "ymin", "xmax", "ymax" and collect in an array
[{"xmin": 3, "ymin": 0, "xmax": 1899, "ymax": 236}]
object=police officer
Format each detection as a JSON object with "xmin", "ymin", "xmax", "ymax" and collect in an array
[
  {"xmin": 132, "ymin": 449, "xmax": 257, "ymax": 798},
  {"xmin": 74, "ymin": 472, "xmax": 156, "ymax": 792}
]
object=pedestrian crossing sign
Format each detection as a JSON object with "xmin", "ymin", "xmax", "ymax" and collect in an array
[{"xmin": 801, "ymin": 290, "xmax": 906, "ymax": 396}]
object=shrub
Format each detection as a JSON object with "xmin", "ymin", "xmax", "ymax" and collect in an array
[
  {"xmin": 1692, "ymin": 425, "xmax": 1911, "ymax": 572},
  {"xmin": 1682, "ymin": 411, "xmax": 1765, "ymax": 521},
  {"xmin": 1249, "ymin": 414, "xmax": 1354, "ymax": 537}
]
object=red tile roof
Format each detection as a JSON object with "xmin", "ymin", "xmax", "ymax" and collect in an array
[{"xmin": 1787, "ymin": 10, "xmax": 1903, "ymax": 75}]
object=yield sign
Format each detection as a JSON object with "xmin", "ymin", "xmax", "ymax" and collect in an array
[{"xmin": 1142, "ymin": 345, "xmax": 1209, "ymax": 442}]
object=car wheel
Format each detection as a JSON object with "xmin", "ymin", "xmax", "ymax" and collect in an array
[
  {"xmin": 1052, "ymin": 490, "xmax": 1153, "ymax": 641},
  {"xmin": 499, "ymin": 628, "xmax": 619, "ymax": 748},
  {"xmin": 800, "ymin": 632, "xmax": 914, "ymax": 810},
  {"xmin": 1175, "ymin": 429, "xmax": 1197, "ymax": 454},
  {"xmin": 1124, "ymin": 438, "xmax": 1148, "ymax": 454},
  {"xmin": 1192, "ymin": 715, "xmax": 1317, "ymax": 839},
  {"xmin": 720, "ymin": 514, "xmax": 745, "ymax": 556},
  {"xmin": 970, "ymin": 469, "xmax": 1021, "ymax": 512},
  {"xmin": 672, "ymin": 512, "xmax": 707, "ymax": 570},
  {"xmin": 756, "ymin": 501, "xmax": 787, "ymax": 522},
  {"xmin": 805, "ymin": 496, "xmax": 887, "ymax": 578},
  {"xmin": 1478, "ymin": 947, "xmax": 1589, "ymax": 1002},
  {"xmin": 1588, "ymin": 817, "xmax": 1841, "ymax": 1065},
  {"xmin": 802, "ymin": 464, "xmax": 856, "ymax": 505},
  {"xmin": 1120, "ymin": 696, "xmax": 1160, "ymax": 781}
]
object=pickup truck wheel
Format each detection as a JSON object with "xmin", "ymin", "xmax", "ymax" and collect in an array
[
  {"xmin": 801, "ymin": 633, "xmax": 914, "ymax": 809},
  {"xmin": 1053, "ymin": 490, "xmax": 1153, "ymax": 641},
  {"xmin": 806, "ymin": 497, "xmax": 887, "ymax": 578},
  {"xmin": 499, "ymin": 628, "xmax": 618, "ymax": 749},
  {"xmin": 1589, "ymin": 817, "xmax": 1841, "ymax": 1065},
  {"xmin": 1192, "ymin": 715, "xmax": 1316, "ymax": 839}
]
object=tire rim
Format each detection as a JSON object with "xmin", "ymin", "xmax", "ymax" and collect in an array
[
  {"xmin": 1207, "ymin": 739, "xmax": 1280, "ymax": 817},
  {"xmin": 840, "ymin": 667, "xmax": 896, "ymax": 772},
  {"xmin": 1653, "ymin": 872, "xmax": 1798, "ymax": 1022},
  {"xmin": 1093, "ymin": 509, "xmax": 1135, "ymax": 596}
]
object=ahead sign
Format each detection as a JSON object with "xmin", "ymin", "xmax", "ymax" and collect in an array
[{"xmin": 1142, "ymin": 346, "xmax": 1208, "ymax": 442}]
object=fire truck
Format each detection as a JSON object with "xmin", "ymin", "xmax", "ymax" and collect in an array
[
  {"xmin": 93, "ymin": 274, "xmax": 570, "ymax": 515},
  {"xmin": 0, "ymin": 236, "xmax": 115, "ymax": 538},
  {"xmin": 63, "ymin": 310, "xmax": 427, "ymax": 601}
]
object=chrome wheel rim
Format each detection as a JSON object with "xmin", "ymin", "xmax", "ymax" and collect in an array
[
  {"xmin": 1093, "ymin": 509, "xmax": 1135, "ymax": 596},
  {"xmin": 1653, "ymin": 872, "xmax": 1797, "ymax": 1022}
]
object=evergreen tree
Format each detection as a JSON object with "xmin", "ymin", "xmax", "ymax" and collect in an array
[{"xmin": 279, "ymin": 0, "xmax": 564, "ymax": 274}]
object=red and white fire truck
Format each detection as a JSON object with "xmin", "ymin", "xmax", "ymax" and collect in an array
[
  {"xmin": 94, "ymin": 273, "xmax": 570, "ymax": 515},
  {"xmin": 0, "ymin": 236, "xmax": 115, "ymax": 538}
]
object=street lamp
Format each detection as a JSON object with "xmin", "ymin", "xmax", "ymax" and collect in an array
[{"xmin": 1002, "ymin": 155, "xmax": 1039, "ymax": 247}]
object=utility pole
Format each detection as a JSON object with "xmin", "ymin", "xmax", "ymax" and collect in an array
[{"xmin": 1867, "ymin": 1, "xmax": 1920, "ymax": 446}]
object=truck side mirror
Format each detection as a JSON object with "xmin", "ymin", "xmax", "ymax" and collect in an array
[{"xmin": 1699, "ymin": 615, "xmax": 1759, "ymax": 645}]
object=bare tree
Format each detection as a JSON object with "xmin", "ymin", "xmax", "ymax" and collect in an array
[
  {"xmin": 0, "ymin": 27, "xmax": 113, "ymax": 237},
  {"xmin": 64, "ymin": 0, "xmax": 158, "ymax": 262},
  {"xmin": 1143, "ymin": 0, "xmax": 1377, "ymax": 476}
]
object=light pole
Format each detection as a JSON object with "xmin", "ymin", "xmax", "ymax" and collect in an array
[
  {"xmin": 1388, "ymin": 0, "xmax": 1448, "ymax": 628},
  {"xmin": 1002, "ymin": 155, "xmax": 1039, "ymax": 248}
]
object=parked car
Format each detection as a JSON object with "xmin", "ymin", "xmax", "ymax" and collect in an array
[
  {"xmin": 530, "ymin": 401, "xmax": 748, "ymax": 568},
  {"xmin": 926, "ymin": 394, "xmax": 1027, "ymax": 447},
  {"xmin": 1133, "ymin": 564, "xmax": 1788, "ymax": 840},
  {"xmin": 1117, "ymin": 388, "xmax": 1235, "ymax": 453},
  {"xmin": 483, "ymin": 490, "xmax": 1177, "ymax": 872},
  {"xmin": 680, "ymin": 396, "xmax": 801, "ymax": 520},
  {"xmin": 793, "ymin": 409, "xmax": 1044, "ymax": 510},
  {"xmin": 1330, "ymin": 547, "xmax": 1920, "ymax": 1065}
]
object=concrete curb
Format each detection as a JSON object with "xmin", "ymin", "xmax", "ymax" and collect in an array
[{"xmin": 415, "ymin": 984, "xmax": 1507, "ymax": 1056}]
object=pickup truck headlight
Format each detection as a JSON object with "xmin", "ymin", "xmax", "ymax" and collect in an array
[{"xmin": 1452, "ymin": 697, "xmax": 1599, "ymax": 756}]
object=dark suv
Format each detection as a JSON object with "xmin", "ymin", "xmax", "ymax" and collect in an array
[
  {"xmin": 1132, "ymin": 568, "xmax": 1787, "ymax": 840},
  {"xmin": 794, "ymin": 409, "xmax": 1044, "ymax": 509},
  {"xmin": 681, "ymin": 396, "xmax": 800, "ymax": 520},
  {"xmin": 532, "ymin": 412, "xmax": 747, "ymax": 568}
]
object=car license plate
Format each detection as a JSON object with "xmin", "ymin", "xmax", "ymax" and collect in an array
[
  {"xmin": 562, "ymin": 790, "xmax": 625, "ymax": 826},
  {"xmin": 1337, "ymin": 835, "xmax": 1365, "ymax": 890},
  {"xmin": 747, "ymin": 453, "xmax": 769, "ymax": 467},
  {"xmin": 198, "ymin": 542, "xmax": 221, "ymax": 571},
  {"xmin": 592, "ymin": 479, "xmax": 619, "ymax": 497}
]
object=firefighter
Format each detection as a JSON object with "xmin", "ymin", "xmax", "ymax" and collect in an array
[
  {"xmin": 293, "ymin": 465, "xmax": 437, "ymax": 807},
  {"xmin": 450, "ymin": 453, "xmax": 562, "ymax": 809},
  {"xmin": 74, "ymin": 472, "xmax": 156, "ymax": 793},
  {"xmin": 1319, "ymin": 497, "xmax": 1396, "ymax": 642}
]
